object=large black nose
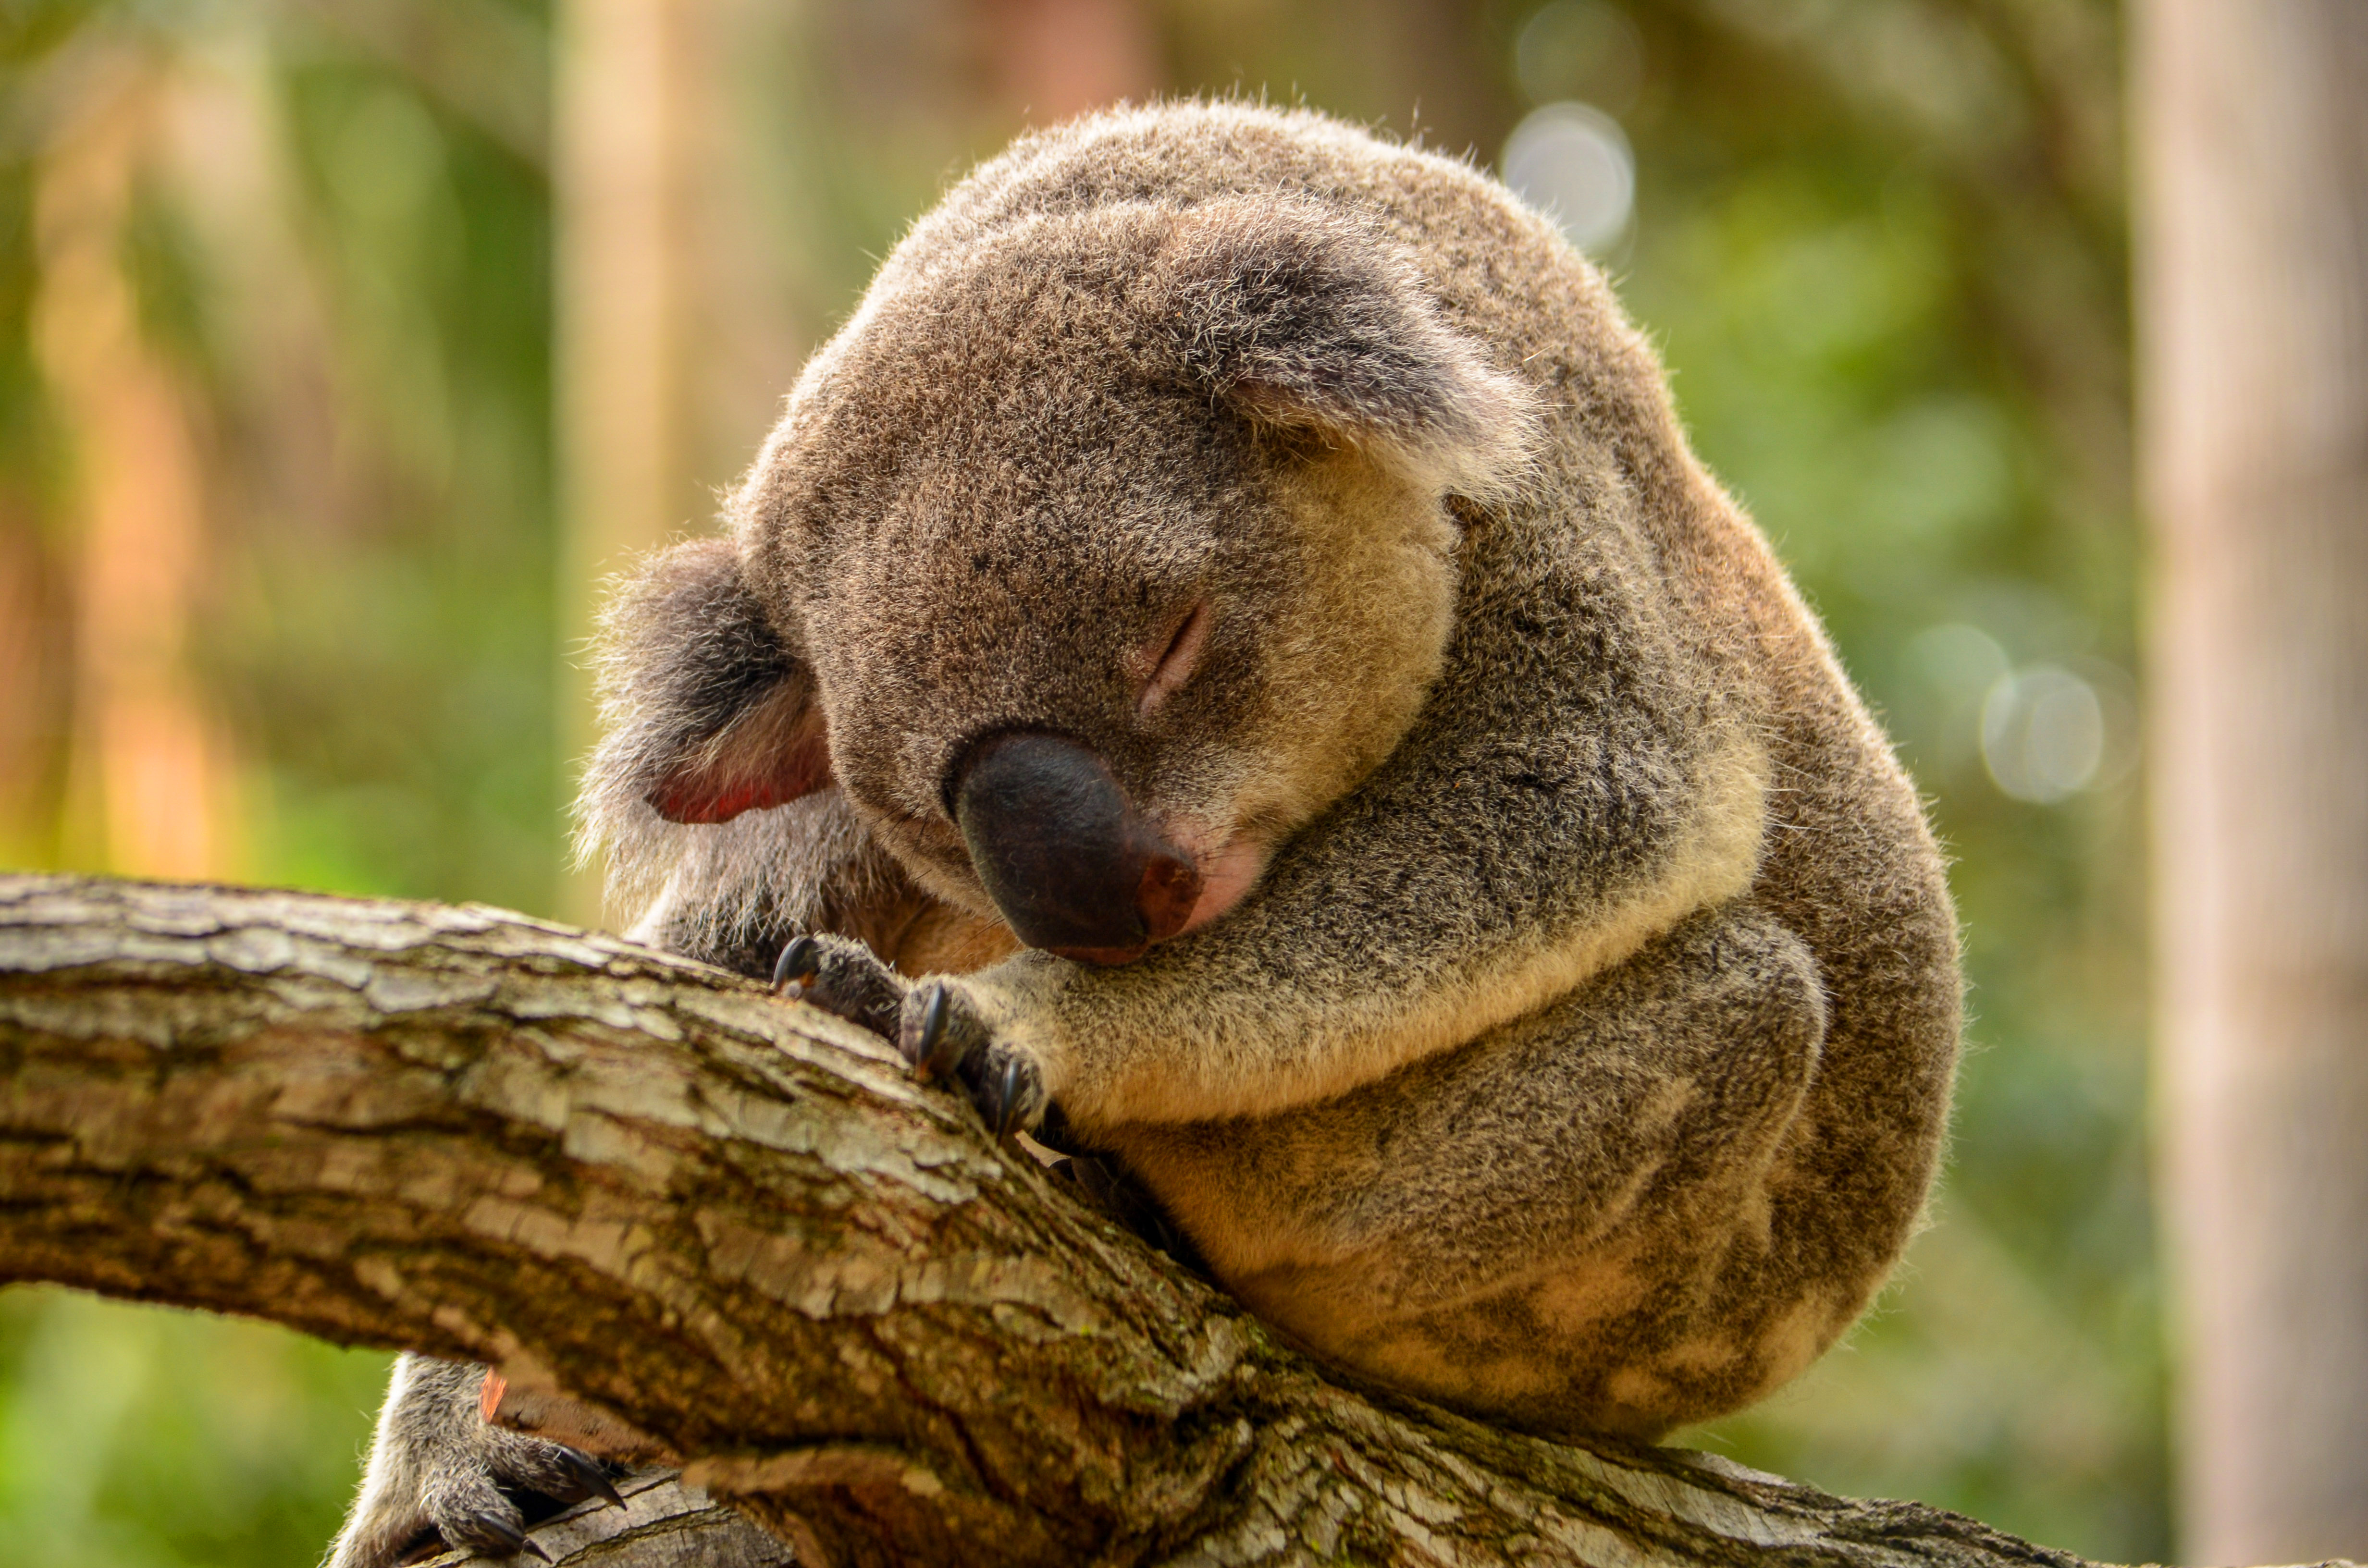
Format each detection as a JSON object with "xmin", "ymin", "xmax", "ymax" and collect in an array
[{"xmin": 950, "ymin": 730, "xmax": 1202, "ymax": 966}]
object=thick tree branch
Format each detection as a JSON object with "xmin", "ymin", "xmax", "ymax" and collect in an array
[{"xmin": 0, "ymin": 875, "xmax": 2180, "ymax": 1566}]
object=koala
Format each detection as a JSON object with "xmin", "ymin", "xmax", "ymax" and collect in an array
[{"xmin": 330, "ymin": 101, "xmax": 1958, "ymax": 1567}]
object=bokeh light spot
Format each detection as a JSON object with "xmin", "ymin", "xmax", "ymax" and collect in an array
[
  {"xmin": 1502, "ymin": 101, "xmax": 1635, "ymax": 253},
  {"xmin": 1982, "ymin": 665, "xmax": 2104, "ymax": 804}
]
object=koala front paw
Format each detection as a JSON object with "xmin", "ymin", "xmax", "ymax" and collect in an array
[
  {"xmin": 772, "ymin": 936, "xmax": 1046, "ymax": 1137},
  {"xmin": 900, "ymin": 980, "xmax": 1046, "ymax": 1137}
]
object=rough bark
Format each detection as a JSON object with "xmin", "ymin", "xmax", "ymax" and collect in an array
[
  {"xmin": 0, "ymin": 875, "xmax": 2234, "ymax": 1566},
  {"xmin": 2135, "ymin": 3, "xmax": 2368, "ymax": 1562}
]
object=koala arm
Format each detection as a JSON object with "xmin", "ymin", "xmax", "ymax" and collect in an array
[{"xmin": 960, "ymin": 723, "xmax": 1768, "ymax": 1130}]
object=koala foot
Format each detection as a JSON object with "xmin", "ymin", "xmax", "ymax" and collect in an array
[
  {"xmin": 330, "ymin": 1358, "xmax": 627, "ymax": 1568},
  {"xmin": 772, "ymin": 935, "xmax": 1045, "ymax": 1136},
  {"xmin": 416, "ymin": 1432, "xmax": 622, "ymax": 1565},
  {"xmin": 445, "ymin": 1439, "xmax": 619, "ymax": 1562}
]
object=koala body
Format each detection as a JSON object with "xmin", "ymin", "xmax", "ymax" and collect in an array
[{"xmin": 331, "ymin": 102, "xmax": 1957, "ymax": 1567}]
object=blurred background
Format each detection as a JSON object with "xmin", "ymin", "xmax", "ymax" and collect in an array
[{"xmin": 0, "ymin": 0, "xmax": 2161, "ymax": 1562}]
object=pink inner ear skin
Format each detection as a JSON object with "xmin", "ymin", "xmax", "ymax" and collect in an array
[
  {"xmin": 646, "ymin": 721, "xmax": 835, "ymax": 824},
  {"xmin": 649, "ymin": 771, "xmax": 807, "ymax": 824},
  {"xmin": 1136, "ymin": 600, "xmax": 1212, "ymax": 719}
]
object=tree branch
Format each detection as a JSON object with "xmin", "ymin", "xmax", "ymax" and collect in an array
[{"xmin": 0, "ymin": 874, "xmax": 2201, "ymax": 1567}]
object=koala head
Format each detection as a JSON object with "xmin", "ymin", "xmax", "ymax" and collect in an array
[{"xmin": 587, "ymin": 199, "xmax": 1533, "ymax": 965}]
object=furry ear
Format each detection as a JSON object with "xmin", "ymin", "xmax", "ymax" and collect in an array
[
  {"xmin": 582, "ymin": 538, "xmax": 830, "ymax": 833},
  {"xmin": 1160, "ymin": 200, "xmax": 1537, "ymax": 498}
]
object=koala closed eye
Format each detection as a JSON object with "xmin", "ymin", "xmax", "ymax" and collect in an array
[{"xmin": 1135, "ymin": 599, "xmax": 1211, "ymax": 718}]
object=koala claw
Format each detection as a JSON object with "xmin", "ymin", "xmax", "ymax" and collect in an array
[
  {"xmin": 446, "ymin": 1506, "xmax": 549, "ymax": 1562},
  {"xmin": 903, "ymin": 982, "xmax": 965, "ymax": 1080},
  {"xmin": 894, "ymin": 982, "xmax": 1044, "ymax": 1136},
  {"xmin": 772, "ymin": 932, "xmax": 904, "ymax": 1039},
  {"xmin": 986, "ymin": 1054, "xmax": 1033, "ymax": 1137},
  {"xmin": 958, "ymin": 1042, "xmax": 1045, "ymax": 1137},
  {"xmin": 552, "ymin": 1446, "xmax": 626, "ymax": 1512},
  {"xmin": 894, "ymin": 980, "xmax": 985, "ymax": 1082},
  {"xmin": 770, "ymin": 933, "xmax": 821, "ymax": 990}
]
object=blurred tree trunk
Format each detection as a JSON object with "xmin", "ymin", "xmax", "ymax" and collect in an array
[
  {"xmin": 553, "ymin": 0, "xmax": 702, "ymax": 926},
  {"xmin": 2135, "ymin": 3, "xmax": 2368, "ymax": 1562},
  {"xmin": 31, "ymin": 54, "xmax": 244, "ymax": 883},
  {"xmin": 0, "ymin": 873, "xmax": 2214, "ymax": 1568}
]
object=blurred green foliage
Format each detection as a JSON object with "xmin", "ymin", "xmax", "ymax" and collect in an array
[
  {"xmin": 0, "ymin": 0, "xmax": 2152, "ymax": 1562},
  {"xmin": 0, "ymin": 1289, "xmax": 391, "ymax": 1568}
]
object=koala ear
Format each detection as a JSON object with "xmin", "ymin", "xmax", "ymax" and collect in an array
[
  {"xmin": 1161, "ymin": 200, "xmax": 1537, "ymax": 498},
  {"xmin": 584, "ymin": 538, "xmax": 830, "ymax": 831}
]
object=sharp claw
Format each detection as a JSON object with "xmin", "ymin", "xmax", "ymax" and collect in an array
[
  {"xmin": 556, "ymin": 1446, "xmax": 626, "ymax": 1511},
  {"xmin": 464, "ymin": 1509, "xmax": 543, "ymax": 1560},
  {"xmin": 772, "ymin": 934, "xmax": 821, "ymax": 991},
  {"xmin": 905, "ymin": 983, "xmax": 954, "ymax": 1078},
  {"xmin": 991, "ymin": 1054, "xmax": 1027, "ymax": 1137}
]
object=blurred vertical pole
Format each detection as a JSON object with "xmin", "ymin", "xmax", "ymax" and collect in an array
[
  {"xmin": 32, "ymin": 60, "xmax": 241, "ymax": 882},
  {"xmin": 2135, "ymin": 3, "xmax": 2368, "ymax": 1562},
  {"xmin": 554, "ymin": 0, "xmax": 697, "ymax": 925}
]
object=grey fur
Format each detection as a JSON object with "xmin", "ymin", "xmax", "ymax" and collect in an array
[
  {"xmin": 330, "ymin": 102, "xmax": 1959, "ymax": 1566},
  {"xmin": 327, "ymin": 1355, "xmax": 621, "ymax": 1568}
]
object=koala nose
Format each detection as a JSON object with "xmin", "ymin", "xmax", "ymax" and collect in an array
[{"xmin": 950, "ymin": 730, "xmax": 1204, "ymax": 966}]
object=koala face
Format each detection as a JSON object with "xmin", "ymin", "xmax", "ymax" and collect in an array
[
  {"xmin": 771, "ymin": 382, "xmax": 1461, "ymax": 959},
  {"xmin": 600, "ymin": 200, "xmax": 1531, "ymax": 965}
]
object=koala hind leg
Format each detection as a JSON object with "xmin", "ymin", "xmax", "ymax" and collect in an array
[
  {"xmin": 326, "ymin": 1354, "xmax": 621, "ymax": 1568},
  {"xmin": 1105, "ymin": 900, "xmax": 1834, "ymax": 1440}
]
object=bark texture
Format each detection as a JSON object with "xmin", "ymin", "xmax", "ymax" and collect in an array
[
  {"xmin": 0, "ymin": 875, "xmax": 2248, "ymax": 1566},
  {"xmin": 2135, "ymin": 3, "xmax": 2368, "ymax": 1562}
]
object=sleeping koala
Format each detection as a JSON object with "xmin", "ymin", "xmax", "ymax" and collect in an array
[{"xmin": 329, "ymin": 101, "xmax": 1959, "ymax": 1567}]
